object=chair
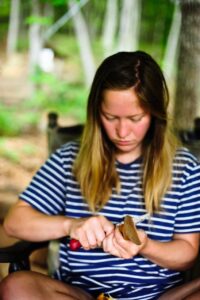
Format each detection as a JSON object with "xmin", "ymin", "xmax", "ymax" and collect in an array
[
  {"xmin": 47, "ymin": 112, "xmax": 84, "ymax": 155},
  {"xmin": 0, "ymin": 112, "xmax": 84, "ymax": 275},
  {"xmin": 0, "ymin": 113, "xmax": 199, "ymax": 297}
]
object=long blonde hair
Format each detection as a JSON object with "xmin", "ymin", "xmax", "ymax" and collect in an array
[{"xmin": 73, "ymin": 51, "xmax": 178, "ymax": 213}]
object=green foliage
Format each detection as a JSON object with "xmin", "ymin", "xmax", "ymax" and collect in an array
[
  {"xmin": 0, "ymin": 61, "xmax": 88, "ymax": 137},
  {"xmin": 17, "ymin": 35, "xmax": 29, "ymax": 51},
  {"xmin": 0, "ymin": 103, "xmax": 39, "ymax": 137},
  {"xmin": 50, "ymin": 0, "xmax": 68, "ymax": 6},
  {"xmin": 0, "ymin": 105, "xmax": 21, "ymax": 136},
  {"xmin": 140, "ymin": 0, "xmax": 174, "ymax": 60},
  {"xmin": 84, "ymin": 0, "xmax": 106, "ymax": 37},
  {"xmin": 28, "ymin": 68, "xmax": 88, "ymax": 122},
  {"xmin": 25, "ymin": 15, "xmax": 52, "ymax": 26},
  {"xmin": 0, "ymin": 0, "xmax": 10, "ymax": 16},
  {"xmin": 47, "ymin": 34, "xmax": 80, "ymax": 58}
]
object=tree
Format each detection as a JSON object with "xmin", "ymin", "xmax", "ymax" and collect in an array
[
  {"xmin": 163, "ymin": 1, "xmax": 181, "ymax": 85},
  {"xmin": 162, "ymin": 0, "xmax": 181, "ymax": 114},
  {"xmin": 117, "ymin": 0, "xmax": 141, "ymax": 51},
  {"xmin": 68, "ymin": 0, "xmax": 95, "ymax": 87},
  {"xmin": 102, "ymin": 0, "xmax": 118, "ymax": 57},
  {"xmin": 173, "ymin": 0, "xmax": 200, "ymax": 131},
  {"xmin": 6, "ymin": 0, "xmax": 21, "ymax": 56},
  {"xmin": 28, "ymin": 0, "xmax": 43, "ymax": 75}
]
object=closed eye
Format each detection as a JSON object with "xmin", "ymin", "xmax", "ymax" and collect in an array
[
  {"xmin": 130, "ymin": 114, "xmax": 145, "ymax": 122},
  {"xmin": 102, "ymin": 113, "xmax": 117, "ymax": 121},
  {"xmin": 101, "ymin": 112, "xmax": 146, "ymax": 122},
  {"xmin": 105, "ymin": 115, "xmax": 117, "ymax": 121}
]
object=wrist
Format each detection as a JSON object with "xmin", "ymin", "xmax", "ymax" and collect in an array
[
  {"xmin": 138, "ymin": 230, "xmax": 149, "ymax": 253},
  {"xmin": 63, "ymin": 217, "xmax": 74, "ymax": 236}
]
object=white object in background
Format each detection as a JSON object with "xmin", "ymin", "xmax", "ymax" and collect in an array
[{"xmin": 39, "ymin": 48, "xmax": 54, "ymax": 72}]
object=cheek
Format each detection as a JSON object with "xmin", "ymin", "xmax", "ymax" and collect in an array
[
  {"xmin": 101, "ymin": 119, "xmax": 112, "ymax": 135},
  {"xmin": 103, "ymin": 122, "xmax": 114, "ymax": 136},
  {"xmin": 134, "ymin": 120, "xmax": 151, "ymax": 138}
]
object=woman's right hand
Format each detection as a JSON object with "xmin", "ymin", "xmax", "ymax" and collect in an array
[{"xmin": 68, "ymin": 215, "xmax": 114, "ymax": 250}]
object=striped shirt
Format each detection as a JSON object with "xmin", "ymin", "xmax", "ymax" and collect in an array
[{"xmin": 20, "ymin": 142, "xmax": 200, "ymax": 300}]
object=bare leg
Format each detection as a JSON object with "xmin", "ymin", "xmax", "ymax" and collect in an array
[
  {"xmin": 184, "ymin": 290, "xmax": 200, "ymax": 300},
  {"xmin": 158, "ymin": 278, "xmax": 200, "ymax": 300},
  {"xmin": 0, "ymin": 271, "xmax": 95, "ymax": 300}
]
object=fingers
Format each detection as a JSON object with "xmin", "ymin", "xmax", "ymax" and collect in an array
[
  {"xmin": 103, "ymin": 231, "xmax": 122, "ymax": 257},
  {"xmin": 69, "ymin": 216, "xmax": 147, "ymax": 254},
  {"xmin": 103, "ymin": 227, "xmax": 147, "ymax": 258},
  {"xmin": 102, "ymin": 228, "xmax": 127, "ymax": 257},
  {"xmin": 113, "ymin": 227, "xmax": 136, "ymax": 258},
  {"xmin": 69, "ymin": 215, "xmax": 114, "ymax": 250}
]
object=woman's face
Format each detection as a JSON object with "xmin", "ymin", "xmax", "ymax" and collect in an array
[{"xmin": 100, "ymin": 88, "xmax": 151, "ymax": 163}]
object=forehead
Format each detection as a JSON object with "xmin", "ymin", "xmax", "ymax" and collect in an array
[{"xmin": 101, "ymin": 88, "xmax": 144, "ymax": 115}]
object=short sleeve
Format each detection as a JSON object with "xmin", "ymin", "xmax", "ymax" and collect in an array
[
  {"xmin": 174, "ymin": 161, "xmax": 200, "ymax": 233},
  {"xmin": 20, "ymin": 149, "xmax": 67, "ymax": 215}
]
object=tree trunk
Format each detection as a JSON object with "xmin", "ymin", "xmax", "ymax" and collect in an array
[
  {"xmin": 43, "ymin": 0, "xmax": 89, "ymax": 41},
  {"xmin": 163, "ymin": 2, "xmax": 181, "ymax": 83},
  {"xmin": 28, "ymin": 0, "xmax": 44, "ymax": 98},
  {"xmin": 117, "ymin": 0, "xmax": 141, "ymax": 51},
  {"xmin": 162, "ymin": 1, "xmax": 181, "ymax": 115},
  {"xmin": 6, "ymin": 0, "xmax": 21, "ymax": 56},
  {"xmin": 102, "ymin": 0, "xmax": 118, "ymax": 57},
  {"xmin": 68, "ymin": 0, "xmax": 96, "ymax": 88},
  {"xmin": 28, "ymin": 0, "xmax": 43, "ymax": 76},
  {"xmin": 174, "ymin": 0, "xmax": 200, "ymax": 131}
]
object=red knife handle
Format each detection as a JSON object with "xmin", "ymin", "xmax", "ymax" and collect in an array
[{"xmin": 69, "ymin": 239, "xmax": 81, "ymax": 251}]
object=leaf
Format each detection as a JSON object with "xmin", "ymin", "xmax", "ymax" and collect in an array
[{"xmin": 25, "ymin": 15, "xmax": 52, "ymax": 25}]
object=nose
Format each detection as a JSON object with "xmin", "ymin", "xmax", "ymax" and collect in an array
[{"xmin": 116, "ymin": 120, "xmax": 130, "ymax": 139}]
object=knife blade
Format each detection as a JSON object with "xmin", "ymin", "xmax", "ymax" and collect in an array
[{"xmin": 132, "ymin": 213, "xmax": 150, "ymax": 225}]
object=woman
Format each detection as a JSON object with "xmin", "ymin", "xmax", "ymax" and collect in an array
[{"xmin": 1, "ymin": 51, "xmax": 200, "ymax": 300}]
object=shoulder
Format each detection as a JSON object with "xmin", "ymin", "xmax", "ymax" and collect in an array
[
  {"xmin": 59, "ymin": 141, "xmax": 80, "ymax": 155},
  {"xmin": 173, "ymin": 147, "xmax": 200, "ymax": 180},
  {"xmin": 43, "ymin": 142, "xmax": 80, "ymax": 173},
  {"xmin": 52, "ymin": 141, "xmax": 80, "ymax": 161},
  {"xmin": 174, "ymin": 147, "xmax": 199, "ymax": 166}
]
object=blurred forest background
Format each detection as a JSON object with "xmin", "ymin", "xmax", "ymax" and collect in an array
[{"xmin": 0, "ymin": 0, "xmax": 200, "ymax": 219}]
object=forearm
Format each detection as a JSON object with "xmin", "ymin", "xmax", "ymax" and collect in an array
[
  {"xmin": 140, "ymin": 237, "xmax": 198, "ymax": 271},
  {"xmin": 3, "ymin": 202, "xmax": 72, "ymax": 241}
]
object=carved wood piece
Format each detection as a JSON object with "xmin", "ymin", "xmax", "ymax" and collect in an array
[{"xmin": 118, "ymin": 215, "xmax": 141, "ymax": 245}]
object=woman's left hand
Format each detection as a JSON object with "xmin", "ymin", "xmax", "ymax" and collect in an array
[{"xmin": 102, "ymin": 226, "xmax": 147, "ymax": 258}]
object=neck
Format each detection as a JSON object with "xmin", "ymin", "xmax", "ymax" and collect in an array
[{"xmin": 116, "ymin": 151, "xmax": 141, "ymax": 164}]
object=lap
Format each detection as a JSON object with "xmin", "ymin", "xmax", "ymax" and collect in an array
[{"xmin": 0, "ymin": 271, "xmax": 95, "ymax": 300}]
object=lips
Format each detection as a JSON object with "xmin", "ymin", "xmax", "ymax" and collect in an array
[{"xmin": 116, "ymin": 140, "xmax": 131, "ymax": 146}]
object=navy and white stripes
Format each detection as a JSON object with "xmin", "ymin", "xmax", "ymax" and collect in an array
[{"xmin": 20, "ymin": 142, "xmax": 200, "ymax": 299}]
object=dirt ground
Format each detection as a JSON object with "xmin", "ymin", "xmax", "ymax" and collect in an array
[{"xmin": 0, "ymin": 132, "xmax": 47, "ymax": 218}]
